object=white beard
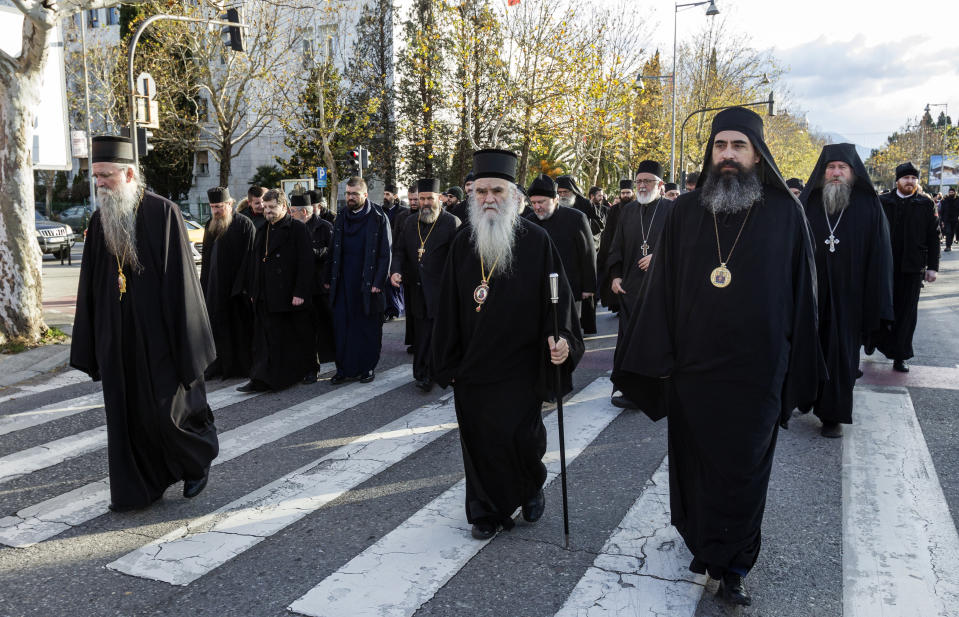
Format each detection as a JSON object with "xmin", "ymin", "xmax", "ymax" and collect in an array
[
  {"xmin": 419, "ymin": 206, "xmax": 439, "ymax": 224},
  {"xmin": 822, "ymin": 181, "xmax": 852, "ymax": 215},
  {"xmin": 97, "ymin": 179, "xmax": 143, "ymax": 272},
  {"xmin": 636, "ymin": 189, "xmax": 658, "ymax": 205},
  {"xmin": 558, "ymin": 195, "xmax": 575, "ymax": 208},
  {"xmin": 468, "ymin": 190, "xmax": 520, "ymax": 274}
]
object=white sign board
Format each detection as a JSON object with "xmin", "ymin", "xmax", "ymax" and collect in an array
[{"xmin": 0, "ymin": 7, "xmax": 72, "ymax": 170}]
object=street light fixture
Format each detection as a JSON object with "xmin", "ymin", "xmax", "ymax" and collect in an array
[{"xmin": 671, "ymin": 0, "xmax": 720, "ymax": 181}]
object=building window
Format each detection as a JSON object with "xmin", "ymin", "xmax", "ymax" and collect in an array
[
  {"xmin": 317, "ymin": 24, "xmax": 336, "ymax": 60},
  {"xmin": 106, "ymin": 7, "xmax": 120, "ymax": 26},
  {"xmin": 196, "ymin": 151, "xmax": 210, "ymax": 177},
  {"xmin": 87, "ymin": 9, "xmax": 99, "ymax": 28}
]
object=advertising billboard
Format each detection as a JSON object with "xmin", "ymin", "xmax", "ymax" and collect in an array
[{"xmin": 929, "ymin": 154, "xmax": 959, "ymax": 187}]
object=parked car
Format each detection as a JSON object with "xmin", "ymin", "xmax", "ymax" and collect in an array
[
  {"xmin": 183, "ymin": 218, "xmax": 204, "ymax": 265},
  {"xmin": 35, "ymin": 211, "xmax": 75, "ymax": 259},
  {"xmin": 59, "ymin": 205, "xmax": 95, "ymax": 234}
]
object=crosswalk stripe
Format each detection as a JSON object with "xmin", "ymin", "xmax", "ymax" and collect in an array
[
  {"xmin": 553, "ymin": 457, "xmax": 706, "ymax": 617},
  {"xmin": 288, "ymin": 376, "xmax": 620, "ymax": 617},
  {"xmin": 0, "ymin": 365, "xmax": 411, "ymax": 548},
  {"xmin": 0, "ymin": 391, "xmax": 104, "ymax": 437},
  {"xmin": 107, "ymin": 393, "xmax": 458, "ymax": 585},
  {"xmin": 844, "ymin": 386, "xmax": 959, "ymax": 617},
  {"xmin": 0, "ymin": 369, "xmax": 88, "ymax": 406},
  {"xmin": 0, "ymin": 382, "xmax": 261, "ymax": 483}
]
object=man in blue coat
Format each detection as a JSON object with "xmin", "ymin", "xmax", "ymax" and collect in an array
[{"xmin": 326, "ymin": 176, "xmax": 392, "ymax": 383}]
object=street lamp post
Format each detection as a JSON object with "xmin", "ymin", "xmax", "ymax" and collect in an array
[
  {"xmin": 925, "ymin": 102, "xmax": 949, "ymax": 192},
  {"xmin": 671, "ymin": 0, "xmax": 719, "ymax": 182}
]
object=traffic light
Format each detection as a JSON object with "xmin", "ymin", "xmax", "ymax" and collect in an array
[
  {"xmin": 360, "ymin": 146, "xmax": 370, "ymax": 171},
  {"xmin": 220, "ymin": 8, "xmax": 244, "ymax": 52},
  {"xmin": 137, "ymin": 127, "xmax": 154, "ymax": 158},
  {"xmin": 348, "ymin": 149, "xmax": 361, "ymax": 176}
]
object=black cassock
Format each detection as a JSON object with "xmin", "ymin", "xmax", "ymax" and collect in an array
[
  {"xmin": 305, "ymin": 214, "xmax": 336, "ymax": 364},
  {"xmin": 800, "ymin": 144, "xmax": 893, "ymax": 424},
  {"xmin": 391, "ymin": 210, "xmax": 461, "ymax": 382},
  {"xmin": 200, "ymin": 214, "xmax": 256, "ymax": 378},
  {"xmin": 71, "ymin": 193, "xmax": 219, "ymax": 509},
  {"xmin": 607, "ymin": 197, "xmax": 673, "ymax": 326},
  {"xmin": 531, "ymin": 206, "xmax": 597, "ymax": 325},
  {"xmin": 876, "ymin": 190, "xmax": 940, "ymax": 361},
  {"xmin": 432, "ymin": 218, "xmax": 585, "ymax": 529},
  {"xmin": 382, "ymin": 203, "xmax": 410, "ymax": 319},
  {"xmin": 596, "ymin": 202, "xmax": 623, "ymax": 312},
  {"xmin": 613, "ymin": 189, "xmax": 822, "ymax": 577},
  {"xmin": 250, "ymin": 214, "xmax": 316, "ymax": 389}
]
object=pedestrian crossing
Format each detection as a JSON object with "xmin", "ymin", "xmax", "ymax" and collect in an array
[{"xmin": 2, "ymin": 364, "xmax": 958, "ymax": 617}]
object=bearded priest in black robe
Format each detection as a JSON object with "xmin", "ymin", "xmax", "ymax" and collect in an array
[
  {"xmin": 612, "ymin": 108, "xmax": 824, "ymax": 606},
  {"xmin": 240, "ymin": 190, "xmax": 316, "ymax": 392},
  {"xmin": 200, "ymin": 186, "xmax": 256, "ymax": 380},
  {"xmin": 433, "ymin": 150, "xmax": 584, "ymax": 541},
  {"xmin": 71, "ymin": 136, "xmax": 218, "ymax": 511},
  {"xmin": 390, "ymin": 178, "xmax": 461, "ymax": 391},
  {"xmin": 799, "ymin": 144, "xmax": 893, "ymax": 437}
]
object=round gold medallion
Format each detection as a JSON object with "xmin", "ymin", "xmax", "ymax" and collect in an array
[{"xmin": 710, "ymin": 265, "xmax": 731, "ymax": 288}]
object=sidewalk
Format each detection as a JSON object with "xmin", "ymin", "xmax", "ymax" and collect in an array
[{"xmin": 0, "ymin": 341, "xmax": 72, "ymax": 388}]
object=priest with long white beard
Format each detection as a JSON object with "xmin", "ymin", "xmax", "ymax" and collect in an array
[
  {"xmin": 71, "ymin": 136, "xmax": 219, "ymax": 512},
  {"xmin": 432, "ymin": 149, "xmax": 585, "ymax": 541}
]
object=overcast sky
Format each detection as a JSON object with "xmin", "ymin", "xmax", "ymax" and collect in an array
[{"xmin": 641, "ymin": 0, "xmax": 959, "ymax": 150}]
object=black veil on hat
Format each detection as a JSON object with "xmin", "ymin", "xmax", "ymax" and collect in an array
[
  {"xmin": 799, "ymin": 143, "xmax": 874, "ymax": 202},
  {"xmin": 695, "ymin": 106, "xmax": 790, "ymax": 196},
  {"xmin": 556, "ymin": 175, "xmax": 585, "ymax": 198},
  {"xmin": 91, "ymin": 135, "xmax": 135, "ymax": 164},
  {"xmin": 473, "ymin": 149, "xmax": 518, "ymax": 183}
]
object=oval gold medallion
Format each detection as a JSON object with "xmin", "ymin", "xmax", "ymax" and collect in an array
[{"xmin": 710, "ymin": 265, "xmax": 731, "ymax": 288}]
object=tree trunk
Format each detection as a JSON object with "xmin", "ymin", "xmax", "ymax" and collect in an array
[
  {"xmin": 0, "ymin": 26, "xmax": 49, "ymax": 344},
  {"xmin": 218, "ymin": 138, "xmax": 232, "ymax": 188}
]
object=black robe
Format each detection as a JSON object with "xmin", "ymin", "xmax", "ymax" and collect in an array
[
  {"xmin": 612, "ymin": 188, "xmax": 823, "ymax": 576},
  {"xmin": 607, "ymin": 197, "xmax": 673, "ymax": 323},
  {"xmin": 432, "ymin": 218, "xmax": 585, "ymax": 528},
  {"xmin": 71, "ymin": 193, "xmax": 218, "ymax": 509},
  {"xmin": 241, "ymin": 209, "xmax": 267, "ymax": 230},
  {"xmin": 391, "ymin": 210, "xmax": 460, "ymax": 381},
  {"xmin": 530, "ymin": 206, "xmax": 597, "ymax": 321},
  {"xmin": 305, "ymin": 214, "xmax": 336, "ymax": 364},
  {"xmin": 200, "ymin": 214, "xmax": 256, "ymax": 378},
  {"xmin": 800, "ymin": 145, "xmax": 894, "ymax": 424},
  {"xmin": 596, "ymin": 202, "xmax": 624, "ymax": 311},
  {"xmin": 382, "ymin": 202, "xmax": 408, "ymax": 319},
  {"xmin": 250, "ymin": 214, "xmax": 316, "ymax": 389}
]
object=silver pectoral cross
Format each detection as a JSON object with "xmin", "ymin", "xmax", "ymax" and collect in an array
[
  {"xmin": 641, "ymin": 241, "xmax": 649, "ymax": 257},
  {"xmin": 825, "ymin": 234, "xmax": 839, "ymax": 253}
]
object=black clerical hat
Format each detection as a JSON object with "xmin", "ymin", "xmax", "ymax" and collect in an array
[
  {"xmin": 384, "ymin": 183, "xmax": 397, "ymax": 193},
  {"xmin": 91, "ymin": 135, "xmax": 135, "ymax": 164},
  {"xmin": 786, "ymin": 178, "xmax": 804, "ymax": 191},
  {"xmin": 697, "ymin": 107, "xmax": 790, "ymax": 195},
  {"xmin": 619, "ymin": 179, "xmax": 635, "ymax": 190},
  {"xmin": 556, "ymin": 175, "xmax": 583, "ymax": 197},
  {"xmin": 307, "ymin": 189, "xmax": 321, "ymax": 203},
  {"xmin": 473, "ymin": 149, "xmax": 517, "ymax": 183},
  {"xmin": 290, "ymin": 193, "xmax": 312, "ymax": 208},
  {"xmin": 528, "ymin": 173, "xmax": 557, "ymax": 198},
  {"xmin": 664, "ymin": 182, "xmax": 678, "ymax": 192},
  {"xmin": 207, "ymin": 186, "xmax": 231, "ymax": 203},
  {"xmin": 635, "ymin": 160, "xmax": 663, "ymax": 179},
  {"xmin": 417, "ymin": 178, "xmax": 441, "ymax": 193},
  {"xmin": 464, "ymin": 171, "xmax": 475, "ymax": 183},
  {"xmin": 896, "ymin": 162, "xmax": 920, "ymax": 180}
]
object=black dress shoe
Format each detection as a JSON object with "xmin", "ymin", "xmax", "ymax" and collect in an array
[
  {"xmin": 330, "ymin": 373, "xmax": 348, "ymax": 385},
  {"xmin": 820, "ymin": 421, "xmax": 843, "ymax": 438},
  {"xmin": 301, "ymin": 372, "xmax": 318, "ymax": 385},
  {"xmin": 610, "ymin": 396, "xmax": 639, "ymax": 410},
  {"xmin": 183, "ymin": 468, "xmax": 210, "ymax": 499},
  {"xmin": 108, "ymin": 502, "xmax": 140, "ymax": 513},
  {"xmin": 415, "ymin": 379, "xmax": 433, "ymax": 392},
  {"xmin": 406, "ymin": 345, "xmax": 415, "ymax": 355},
  {"xmin": 471, "ymin": 521, "xmax": 497, "ymax": 540},
  {"xmin": 522, "ymin": 489, "xmax": 546, "ymax": 522},
  {"xmin": 717, "ymin": 573, "xmax": 752, "ymax": 606},
  {"xmin": 893, "ymin": 360, "xmax": 910, "ymax": 373},
  {"xmin": 359, "ymin": 371, "xmax": 375, "ymax": 383},
  {"xmin": 237, "ymin": 380, "xmax": 268, "ymax": 393}
]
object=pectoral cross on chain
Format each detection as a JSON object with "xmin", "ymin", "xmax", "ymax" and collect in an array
[
  {"xmin": 825, "ymin": 234, "xmax": 839, "ymax": 253},
  {"xmin": 641, "ymin": 241, "xmax": 649, "ymax": 257}
]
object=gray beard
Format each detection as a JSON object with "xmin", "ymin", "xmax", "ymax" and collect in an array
[
  {"xmin": 468, "ymin": 192, "xmax": 519, "ymax": 274},
  {"xmin": 558, "ymin": 195, "xmax": 575, "ymax": 208},
  {"xmin": 701, "ymin": 167, "xmax": 763, "ymax": 214},
  {"xmin": 636, "ymin": 190, "xmax": 658, "ymax": 205},
  {"xmin": 97, "ymin": 182, "xmax": 143, "ymax": 272},
  {"xmin": 208, "ymin": 209, "xmax": 234, "ymax": 238},
  {"xmin": 822, "ymin": 181, "xmax": 852, "ymax": 215},
  {"xmin": 419, "ymin": 207, "xmax": 439, "ymax": 224}
]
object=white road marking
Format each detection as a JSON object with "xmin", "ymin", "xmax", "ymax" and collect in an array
[
  {"xmin": 107, "ymin": 393, "xmax": 457, "ymax": 585},
  {"xmin": 0, "ymin": 369, "xmax": 88, "ymax": 406},
  {"xmin": 288, "ymin": 376, "xmax": 620, "ymax": 617},
  {"xmin": 843, "ymin": 386, "xmax": 959, "ymax": 617},
  {"xmin": 553, "ymin": 457, "xmax": 706, "ymax": 617},
  {"xmin": 0, "ymin": 365, "xmax": 410, "ymax": 548},
  {"xmin": 0, "ymin": 391, "xmax": 104, "ymax": 437}
]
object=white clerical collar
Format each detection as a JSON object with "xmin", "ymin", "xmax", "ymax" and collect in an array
[{"xmin": 896, "ymin": 189, "xmax": 918, "ymax": 199}]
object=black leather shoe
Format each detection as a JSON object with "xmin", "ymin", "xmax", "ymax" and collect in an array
[
  {"xmin": 893, "ymin": 360, "xmax": 910, "ymax": 373},
  {"xmin": 717, "ymin": 573, "xmax": 752, "ymax": 606},
  {"xmin": 415, "ymin": 379, "xmax": 433, "ymax": 392},
  {"xmin": 406, "ymin": 345, "xmax": 415, "ymax": 355},
  {"xmin": 820, "ymin": 421, "xmax": 843, "ymax": 438},
  {"xmin": 522, "ymin": 490, "xmax": 546, "ymax": 522},
  {"xmin": 330, "ymin": 373, "xmax": 348, "ymax": 385},
  {"xmin": 237, "ymin": 380, "xmax": 267, "ymax": 393},
  {"xmin": 301, "ymin": 372, "xmax": 318, "ymax": 385},
  {"xmin": 611, "ymin": 396, "xmax": 639, "ymax": 410},
  {"xmin": 359, "ymin": 371, "xmax": 375, "ymax": 383},
  {"xmin": 471, "ymin": 521, "xmax": 497, "ymax": 540},
  {"xmin": 108, "ymin": 502, "xmax": 140, "ymax": 513},
  {"xmin": 183, "ymin": 468, "xmax": 210, "ymax": 499}
]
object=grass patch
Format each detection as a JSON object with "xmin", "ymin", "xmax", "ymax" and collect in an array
[{"xmin": 0, "ymin": 326, "xmax": 69, "ymax": 355}]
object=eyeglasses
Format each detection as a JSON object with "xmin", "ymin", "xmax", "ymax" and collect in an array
[
  {"xmin": 345, "ymin": 191, "xmax": 363, "ymax": 197},
  {"xmin": 635, "ymin": 179, "xmax": 659, "ymax": 186}
]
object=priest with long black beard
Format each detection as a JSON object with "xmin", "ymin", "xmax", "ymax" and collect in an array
[
  {"xmin": 71, "ymin": 136, "xmax": 218, "ymax": 511},
  {"xmin": 612, "ymin": 108, "xmax": 823, "ymax": 606},
  {"xmin": 200, "ymin": 186, "xmax": 256, "ymax": 380},
  {"xmin": 390, "ymin": 178, "xmax": 461, "ymax": 391},
  {"xmin": 432, "ymin": 150, "xmax": 584, "ymax": 541},
  {"xmin": 240, "ymin": 190, "xmax": 316, "ymax": 392},
  {"xmin": 799, "ymin": 144, "xmax": 893, "ymax": 437}
]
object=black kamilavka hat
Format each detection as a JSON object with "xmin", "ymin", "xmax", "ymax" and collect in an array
[
  {"xmin": 207, "ymin": 187, "xmax": 231, "ymax": 203},
  {"xmin": 91, "ymin": 136, "xmax": 134, "ymax": 164},
  {"xmin": 290, "ymin": 193, "xmax": 312, "ymax": 208},
  {"xmin": 473, "ymin": 149, "xmax": 518, "ymax": 183},
  {"xmin": 528, "ymin": 173, "xmax": 558, "ymax": 198},
  {"xmin": 417, "ymin": 178, "xmax": 441, "ymax": 193},
  {"xmin": 635, "ymin": 160, "xmax": 664, "ymax": 179}
]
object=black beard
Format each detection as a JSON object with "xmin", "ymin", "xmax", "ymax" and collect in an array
[{"xmin": 701, "ymin": 162, "xmax": 763, "ymax": 214}]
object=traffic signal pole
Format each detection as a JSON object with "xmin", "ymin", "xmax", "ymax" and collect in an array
[{"xmin": 127, "ymin": 13, "xmax": 247, "ymax": 165}]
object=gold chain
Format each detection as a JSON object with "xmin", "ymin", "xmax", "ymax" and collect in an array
[
  {"xmin": 712, "ymin": 205, "xmax": 753, "ymax": 267},
  {"xmin": 417, "ymin": 215, "xmax": 439, "ymax": 259}
]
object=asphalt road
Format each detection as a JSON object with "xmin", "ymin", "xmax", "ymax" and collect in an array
[{"xmin": 1, "ymin": 249, "xmax": 956, "ymax": 617}]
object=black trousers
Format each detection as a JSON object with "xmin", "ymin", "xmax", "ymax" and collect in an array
[
  {"xmin": 945, "ymin": 222, "xmax": 958, "ymax": 249},
  {"xmin": 413, "ymin": 316, "xmax": 433, "ymax": 382}
]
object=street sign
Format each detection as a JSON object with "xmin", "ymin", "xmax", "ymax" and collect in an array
[
  {"xmin": 316, "ymin": 167, "xmax": 328, "ymax": 188},
  {"xmin": 136, "ymin": 72, "xmax": 156, "ymax": 99},
  {"xmin": 136, "ymin": 98, "xmax": 160, "ymax": 129}
]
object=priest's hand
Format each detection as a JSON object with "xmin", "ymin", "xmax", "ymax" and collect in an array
[
  {"xmin": 292, "ymin": 296, "xmax": 305, "ymax": 306},
  {"xmin": 611, "ymin": 277, "xmax": 625, "ymax": 294},
  {"xmin": 925, "ymin": 270, "xmax": 937, "ymax": 283},
  {"xmin": 371, "ymin": 286, "xmax": 382, "ymax": 293},
  {"xmin": 390, "ymin": 273, "xmax": 403, "ymax": 288},
  {"xmin": 548, "ymin": 336, "xmax": 569, "ymax": 365},
  {"xmin": 582, "ymin": 292, "xmax": 594, "ymax": 299},
  {"xmin": 638, "ymin": 255, "xmax": 653, "ymax": 271}
]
